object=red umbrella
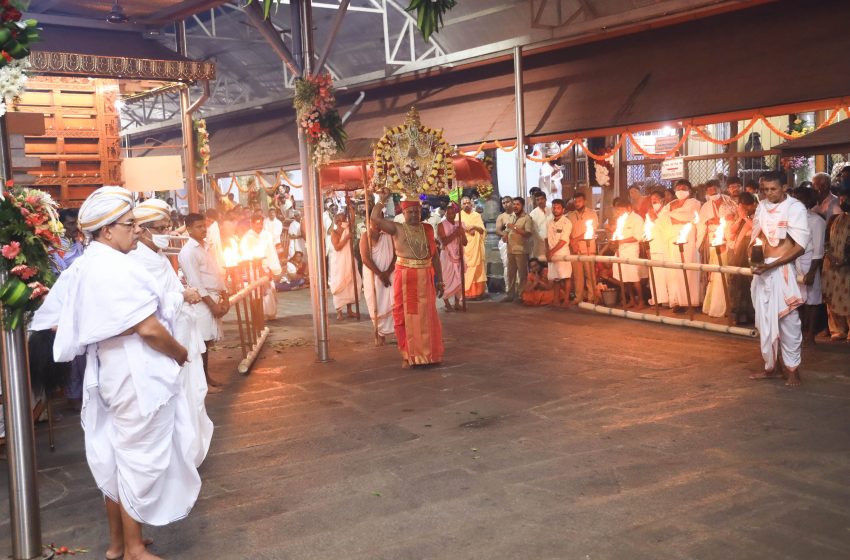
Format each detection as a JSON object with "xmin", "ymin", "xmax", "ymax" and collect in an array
[
  {"xmin": 452, "ymin": 155, "xmax": 491, "ymax": 186},
  {"xmin": 319, "ymin": 164, "xmax": 370, "ymax": 191}
]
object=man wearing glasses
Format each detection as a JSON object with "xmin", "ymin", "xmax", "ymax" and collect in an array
[
  {"xmin": 178, "ymin": 213, "xmax": 230, "ymax": 393},
  {"xmin": 51, "ymin": 186, "xmax": 199, "ymax": 560}
]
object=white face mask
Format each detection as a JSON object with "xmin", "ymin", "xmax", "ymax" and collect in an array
[
  {"xmin": 151, "ymin": 234, "xmax": 170, "ymax": 250},
  {"xmin": 708, "ymin": 193, "xmax": 720, "ymax": 201},
  {"xmin": 652, "ymin": 202, "xmax": 662, "ymax": 212},
  {"xmin": 675, "ymin": 190, "xmax": 690, "ymax": 200}
]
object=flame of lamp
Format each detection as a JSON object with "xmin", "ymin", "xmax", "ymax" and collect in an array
[{"xmin": 583, "ymin": 219, "xmax": 594, "ymax": 240}]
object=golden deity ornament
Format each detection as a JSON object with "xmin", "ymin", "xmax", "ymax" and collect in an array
[{"xmin": 372, "ymin": 107, "xmax": 455, "ymax": 196}]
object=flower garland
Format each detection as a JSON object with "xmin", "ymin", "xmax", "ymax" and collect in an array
[
  {"xmin": 194, "ymin": 118, "xmax": 210, "ymax": 174},
  {"xmin": 476, "ymin": 183, "xmax": 494, "ymax": 200},
  {"xmin": 594, "ymin": 157, "xmax": 614, "ymax": 188},
  {"xmin": 786, "ymin": 117, "xmax": 813, "ymax": 138},
  {"xmin": 0, "ymin": 183, "xmax": 63, "ymax": 330},
  {"xmin": 781, "ymin": 155, "xmax": 809, "ymax": 171},
  {"xmin": 0, "ymin": 1, "xmax": 40, "ymax": 117},
  {"xmin": 372, "ymin": 107, "xmax": 455, "ymax": 196},
  {"xmin": 293, "ymin": 73, "xmax": 346, "ymax": 168}
]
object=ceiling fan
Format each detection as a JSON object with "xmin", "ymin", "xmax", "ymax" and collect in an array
[{"xmin": 106, "ymin": 0, "xmax": 130, "ymax": 24}]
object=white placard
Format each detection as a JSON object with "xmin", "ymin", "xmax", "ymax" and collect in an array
[
  {"xmin": 660, "ymin": 157, "xmax": 685, "ymax": 180},
  {"xmin": 122, "ymin": 155, "xmax": 184, "ymax": 192}
]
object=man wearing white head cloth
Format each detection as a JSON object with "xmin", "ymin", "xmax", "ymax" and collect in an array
[
  {"xmin": 749, "ymin": 172, "xmax": 810, "ymax": 388},
  {"xmin": 130, "ymin": 199, "xmax": 214, "ymax": 467},
  {"xmin": 52, "ymin": 186, "xmax": 198, "ymax": 560}
]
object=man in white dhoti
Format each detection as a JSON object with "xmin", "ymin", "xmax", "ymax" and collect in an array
[
  {"xmin": 131, "ymin": 200, "xmax": 214, "ymax": 468},
  {"xmin": 242, "ymin": 211, "xmax": 283, "ymax": 320},
  {"xmin": 791, "ymin": 187, "xmax": 826, "ymax": 345},
  {"xmin": 529, "ymin": 191, "xmax": 552, "ymax": 261},
  {"xmin": 288, "ymin": 212, "xmax": 306, "ymax": 258},
  {"xmin": 179, "ymin": 214, "xmax": 230, "ymax": 393},
  {"xmin": 329, "ymin": 212, "xmax": 361, "ymax": 320},
  {"xmin": 749, "ymin": 172, "xmax": 810, "ymax": 387},
  {"xmin": 263, "ymin": 207, "xmax": 284, "ymax": 252},
  {"xmin": 360, "ymin": 202, "xmax": 396, "ymax": 344},
  {"xmin": 610, "ymin": 197, "xmax": 646, "ymax": 309},
  {"xmin": 698, "ymin": 179, "xmax": 738, "ymax": 317},
  {"xmin": 438, "ymin": 202, "xmax": 466, "ymax": 311},
  {"xmin": 495, "ymin": 196, "xmax": 514, "ymax": 281},
  {"xmin": 204, "ymin": 208, "xmax": 225, "ymax": 270},
  {"xmin": 646, "ymin": 190, "xmax": 670, "ymax": 306},
  {"xmin": 660, "ymin": 179, "xmax": 702, "ymax": 313},
  {"xmin": 546, "ymin": 199, "xmax": 572, "ymax": 307},
  {"xmin": 51, "ymin": 186, "xmax": 196, "ymax": 560}
]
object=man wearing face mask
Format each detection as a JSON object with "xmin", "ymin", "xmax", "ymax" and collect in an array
[
  {"xmin": 698, "ymin": 179, "xmax": 738, "ymax": 317},
  {"xmin": 821, "ymin": 186, "xmax": 850, "ymax": 342},
  {"xmin": 659, "ymin": 179, "xmax": 702, "ymax": 313},
  {"xmin": 130, "ymin": 199, "xmax": 213, "ymax": 466}
]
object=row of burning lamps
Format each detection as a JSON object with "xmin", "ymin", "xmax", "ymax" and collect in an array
[
  {"xmin": 603, "ymin": 209, "xmax": 760, "ymax": 322},
  {"xmin": 221, "ymin": 236, "xmax": 271, "ymax": 290}
]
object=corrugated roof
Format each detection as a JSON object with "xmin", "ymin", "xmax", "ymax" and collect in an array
[{"xmin": 776, "ymin": 119, "xmax": 850, "ymax": 156}]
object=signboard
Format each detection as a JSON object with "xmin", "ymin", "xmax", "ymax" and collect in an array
[
  {"xmin": 660, "ymin": 157, "xmax": 685, "ymax": 180},
  {"xmin": 122, "ymin": 155, "xmax": 184, "ymax": 192},
  {"xmin": 654, "ymin": 135, "xmax": 680, "ymax": 155}
]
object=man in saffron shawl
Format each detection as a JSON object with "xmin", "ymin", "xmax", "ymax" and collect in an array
[
  {"xmin": 370, "ymin": 191, "xmax": 444, "ymax": 367},
  {"xmin": 460, "ymin": 196, "xmax": 486, "ymax": 298}
]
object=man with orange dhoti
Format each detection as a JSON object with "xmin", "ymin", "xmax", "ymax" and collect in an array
[
  {"xmin": 460, "ymin": 196, "xmax": 486, "ymax": 299},
  {"xmin": 371, "ymin": 192, "xmax": 444, "ymax": 368},
  {"xmin": 749, "ymin": 173, "xmax": 810, "ymax": 387}
]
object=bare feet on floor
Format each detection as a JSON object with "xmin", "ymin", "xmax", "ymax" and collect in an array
[
  {"xmin": 374, "ymin": 335, "xmax": 386, "ymax": 347},
  {"xmin": 785, "ymin": 368, "xmax": 801, "ymax": 387},
  {"xmin": 749, "ymin": 370, "xmax": 780, "ymax": 380},
  {"xmin": 106, "ymin": 538, "xmax": 154, "ymax": 560}
]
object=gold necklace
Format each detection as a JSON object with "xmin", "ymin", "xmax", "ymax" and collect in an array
[{"xmin": 401, "ymin": 223, "xmax": 430, "ymax": 260}]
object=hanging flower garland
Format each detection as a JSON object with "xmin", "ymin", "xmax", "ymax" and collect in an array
[
  {"xmin": 476, "ymin": 183, "xmax": 494, "ymax": 200},
  {"xmin": 293, "ymin": 73, "xmax": 346, "ymax": 168},
  {"xmin": 0, "ymin": 183, "xmax": 63, "ymax": 330},
  {"xmin": 372, "ymin": 107, "xmax": 455, "ymax": 196},
  {"xmin": 194, "ymin": 118, "xmax": 210, "ymax": 174},
  {"xmin": 594, "ymin": 157, "xmax": 614, "ymax": 188},
  {"xmin": 0, "ymin": 1, "xmax": 40, "ymax": 117}
]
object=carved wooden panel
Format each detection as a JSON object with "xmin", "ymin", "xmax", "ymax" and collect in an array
[{"xmin": 10, "ymin": 76, "xmax": 123, "ymax": 208}]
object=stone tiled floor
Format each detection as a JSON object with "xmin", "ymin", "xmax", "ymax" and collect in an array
[{"xmin": 2, "ymin": 290, "xmax": 850, "ymax": 559}]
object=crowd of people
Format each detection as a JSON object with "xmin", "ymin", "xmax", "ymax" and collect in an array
[{"xmin": 10, "ymin": 159, "xmax": 849, "ymax": 558}]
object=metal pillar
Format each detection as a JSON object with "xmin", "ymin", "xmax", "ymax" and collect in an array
[
  {"xmin": 513, "ymin": 45, "xmax": 527, "ymax": 201},
  {"xmin": 176, "ymin": 20, "xmax": 200, "ymax": 213},
  {"xmin": 292, "ymin": 0, "xmax": 331, "ymax": 362},
  {"xmin": 0, "ymin": 115, "xmax": 45, "ymax": 560}
]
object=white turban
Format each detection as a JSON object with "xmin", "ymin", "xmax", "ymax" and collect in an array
[
  {"xmin": 134, "ymin": 198, "xmax": 172, "ymax": 225},
  {"xmin": 78, "ymin": 186, "xmax": 134, "ymax": 233}
]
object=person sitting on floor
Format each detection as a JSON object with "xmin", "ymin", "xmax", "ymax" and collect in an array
[{"xmin": 521, "ymin": 257, "xmax": 554, "ymax": 307}]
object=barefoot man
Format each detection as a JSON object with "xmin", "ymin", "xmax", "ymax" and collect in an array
[
  {"xmin": 53, "ymin": 187, "xmax": 197, "ymax": 560},
  {"xmin": 370, "ymin": 191, "xmax": 445, "ymax": 367},
  {"xmin": 749, "ymin": 172, "xmax": 810, "ymax": 387},
  {"xmin": 438, "ymin": 202, "xmax": 466, "ymax": 312},
  {"xmin": 360, "ymin": 200, "xmax": 396, "ymax": 345}
]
